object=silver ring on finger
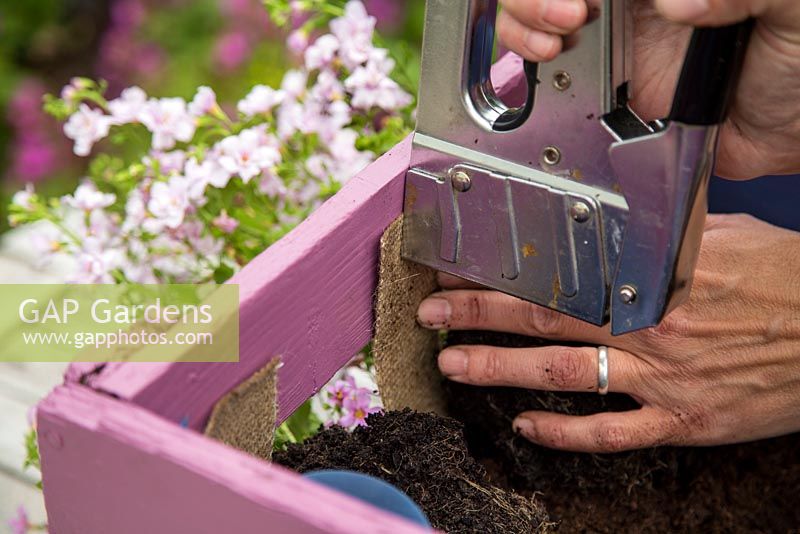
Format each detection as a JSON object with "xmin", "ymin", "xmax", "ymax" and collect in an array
[{"xmin": 597, "ymin": 345, "xmax": 609, "ymax": 396}]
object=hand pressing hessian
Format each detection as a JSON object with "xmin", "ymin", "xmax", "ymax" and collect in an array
[
  {"xmin": 417, "ymin": 215, "xmax": 800, "ymax": 453},
  {"xmin": 496, "ymin": 0, "xmax": 800, "ymax": 179}
]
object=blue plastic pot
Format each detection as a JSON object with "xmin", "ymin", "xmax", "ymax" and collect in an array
[{"xmin": 303, "ymin": 469, "xmax": 431, "ymax": 528}]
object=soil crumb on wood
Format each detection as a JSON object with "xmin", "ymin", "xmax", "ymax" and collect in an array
[
  {"xmin": 273, "ymin": 409, "xmax": 552, "ymax": 533},
  {"xmin": 444, "ymin": 330, "xmax": 800, "ymax": 533}
]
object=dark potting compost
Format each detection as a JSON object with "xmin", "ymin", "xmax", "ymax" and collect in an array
[
  {"xmin": 444, "ymin": 330, "xmax": 800, "ymax": 533},
  {"xmin": 273, "ymin": 409, "xmax": 551, "ymax": 533},
  {"xmin": 274, "ymin": 329, "xmax": 799, "ymax": 533}
]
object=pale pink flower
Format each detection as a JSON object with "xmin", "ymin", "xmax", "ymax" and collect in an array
[
  {"xmin": 189, "ymin": 86, "xmax": 218, "ymax": 117},
  {"xmin": 327, "ymin": 375, "xmax": 356, "ymax": 408},
  {"xmin": 311, "ymin": 69, "xmax": 346, "ymax": 102},
  {"xmin": 345, "ymin": 50, "xmax": 412, "ymax": 110},
  {"xmin": 333, "ymin": 151, "xmax": 374, "ymax": 185},
  {"xmin": 287, "ymin": 29, "xmax": 309, "ymax": 55},
  {"xmin": 26, "ymin": 404, "xmax": 37, "ymax": 427},
  {"xmin": 216, "ymin": 127, "xmax": 281, "ymax": 183},
  {"xmin": 123, "ymin": 188, "xmax": 148, "ymax": 232},
  {"xmin": 63, "ymin": 104, "xmax": 112, "ymax": 156},
  {"xmin": 189, "ymin": 232, "xmax": 224, "ymax": 257},
  {"xmin": 237, "ymin": 85, "xmax": 285, "ymax": 117},
  {"xmin": 108, "ymin": 86, "xmax": 147, "ymax": 124},
  {"xmin": 258, "ymin": 170, "xmax": 288, "ymax": 198},
  {"xmin": 11, "ymin": 184, "xmax": 35, "ymax": 211},
  {"xmin": 292, "ymin": 180, "xmax": 322, "ymax": 205},
  {"xmin": 279, "ymin": 97, "xmax": 350, "ymax": 144},
  {"xmin": 149, "ymin": 150, "xmax": 187, "ymax": 176},
  {"xmin": 86, "ymin": 209, "xmax": 120, "ymax": 242},
  {"xmin": 312, "ymin": 100, "xmax": 353, "ymax": 143},
  {"xmin": 276, "ymin": 99, "xmax": 304, "ymax": 140},
  {"xmin": 306, "ymin": 154, "xmax": 331, "ymax": 182},
  {"xmin": 306, "ymin": 129, "xmax": 373, "ymax": 185},
  {"xmin": 330, "ymin": 1, "xmax": 377, "ymax": 69},
  {"xmin": 60, "ymin": 77, "xmax": 92, "ymax": 103},
  {"xmin": 281, "ymin": 70, "xmax": 308, "ymax": 99},
  {"xmin": 279, "ymin": 211, "xmax": 302, "ymax": 226},
  {"xmin": 173, "ymin": 219, "xmax": 203, "ymax": 241},
  {"xmin": 329, "ymin": 129, "xmax": 374, "ymax": 181},
  {"xmin": 339, "ymin": 387, "xmax": 381, "ymax": 427},
  {"xmin": 69, "ymin": 237, "xmax": 125, "ymax": 283},
  {"xmin": 212, "ymin": 210, "xmax": 239, "ymax": 234},
  {"xmin": 123, "ymin": 259, "xmax": 158, "ymax": 283},
  {"xmin": 168, "ymin": 221, "xmax": 223, "ymax": 264},
  {"xmin": 62, "ymin": 182, "xmax": 116, "ymax": 212},
  {"xmin": 328, "ymin": 128, "xmax": 362, "ymax": 162},
  {"xmin": 184, "ymin": 157, "xmax": 231, "ymax": 195},
  {"xmin": 150, "ymin": 238, "xmax": 196, "ymax": 281},
  {"xmin": 145, "ymin": 177, "xmax": 190, "ymax": 232},
  {"xmin": 30, "ymin": 221, "xmax": 66, "ymax": 258},
  {"xmin": 60, "ymin": 86, "xmax": 77, "ymax": 103},
  {"xmin": 304, "ymin": 34, "xmax": 340, "ymax": 71},
  {"xmin": 139, "ymin": 97, "xmax": 196, "ymax": 150}
]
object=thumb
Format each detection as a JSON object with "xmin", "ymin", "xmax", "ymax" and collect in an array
[{"xmin": 653, "ymin": 0, "xmax": 798, "ymax": 28}]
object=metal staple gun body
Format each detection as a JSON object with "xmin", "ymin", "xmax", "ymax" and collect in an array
[{"xmin": 402, "ymin": 0, "xmax": 752, "ymax": 335}]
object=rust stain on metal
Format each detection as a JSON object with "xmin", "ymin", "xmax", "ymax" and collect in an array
[
  {"xmin": 521, "ymin": 243, "xmax": 537, "ymax": 258},
  {"xmin": 548, "ymin": 277, "xmax": 561, "ymax": 308},
  {"xmin": 612, "ymin": 183, "xmax": 622, "ymax": 193},
  {"xmin": 404, "ymin": 182, "xmax": 417, "ymax": 211},
  {"xmin": 571, "ymin": 168, "xmax": 584, "ymax": 181}
]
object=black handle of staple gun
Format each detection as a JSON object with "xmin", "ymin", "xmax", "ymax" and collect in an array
[
  {"xmin": 669, "ymin": 19, "xmax": 755, "ymax": 126},
  {"xmin": 493, "ymin": 60, "xmax": 538, "ymax": 132}
]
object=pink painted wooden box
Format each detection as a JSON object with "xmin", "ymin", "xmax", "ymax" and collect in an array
[{"xmin": 35, "ymin": 55, "xmax": 526, "ymax": 534}]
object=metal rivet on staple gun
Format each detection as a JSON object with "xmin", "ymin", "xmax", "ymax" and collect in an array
[
  {"xmin": 542, "ymin": 146, "xmax": 561, "ymax": 166},
  {"xmin": 553, "ymin": 71, "xmax": 571, "ymax": 91},
  {"xmin": 619, "ymin": 285, "xmax": 637, "ymax": 305},
  {"xmin": 450, "ymin": 170, "xmax": 471, "ymax": 192},
  {"xmin": 570, "ymin": 202, "xmax": 591, "ymax": 223}
]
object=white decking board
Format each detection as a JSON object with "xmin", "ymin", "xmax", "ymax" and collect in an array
[{"xmin": 0, "ymin": 362, "xmax": 66, "ymax": 529}]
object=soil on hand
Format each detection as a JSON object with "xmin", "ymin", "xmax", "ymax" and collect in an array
[
  {"xmin": 273, "ymin": 409, "xmax": 552, "ymax": 534},
  {"xmin": 444, "ymin": 330, "xmax": 800, "ymax": 533}
]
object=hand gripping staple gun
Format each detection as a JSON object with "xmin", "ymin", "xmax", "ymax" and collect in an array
[{"xmin": 402, "ymin": 1, "xmax": 752, "ymax": 334}]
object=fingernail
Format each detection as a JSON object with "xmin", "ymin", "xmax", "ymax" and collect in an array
[
  {"xmin": 543, "ymin": 0, "xmax": 584, "ymax": 29},
  {"xmin": 417, "ymin": 297, "xmax": 451, "ymax": 328},
  {"xmin": 657, "ymin": 0, "xmax": 709, "ymax": 20},
  {"xmin": 438, "ymin": 349, "xmax": 468, "ymax": 377},
  {"xmin": 523, "ymin": 30, "xmax": 560, "ymax": 61},
  {"xmin": 513, "ymin": 417, "xmax": 535, "ymax": 437}
]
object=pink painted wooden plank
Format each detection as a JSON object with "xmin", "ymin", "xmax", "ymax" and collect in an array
[
  {"xmin": 38, "ymin": 383, "xmax": 429, "ymax": 534},
  {"xmin": 63, "ymin": 52, "xmax": 527, "ymax": 429}
]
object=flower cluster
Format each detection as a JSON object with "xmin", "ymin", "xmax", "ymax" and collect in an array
[
  {"xmin": 9, "ymin": 1, "xmax": 414, "ymax": 285},
  {"xmin": 324, "ymin": 371, "xmax": 382, "ymax": 428},
  {"xmin": 4, "ymin": 79, "xmax": 68, "ymax": 183}
]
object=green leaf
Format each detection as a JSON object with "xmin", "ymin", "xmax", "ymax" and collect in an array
[
  {"xmin": 356, "ymin": 115, "xmax": 412, "ymax": 155},
  {"xmin": 273, "ymin": 399, "xmax": 322, "ymax": 451},
  {"xmin": 361, "ymin": 342, "xmax": 375, "ymax": 370},
  {"xmin": 23, "ymin": 428, "xmax": 41, "ymax": 472}
]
